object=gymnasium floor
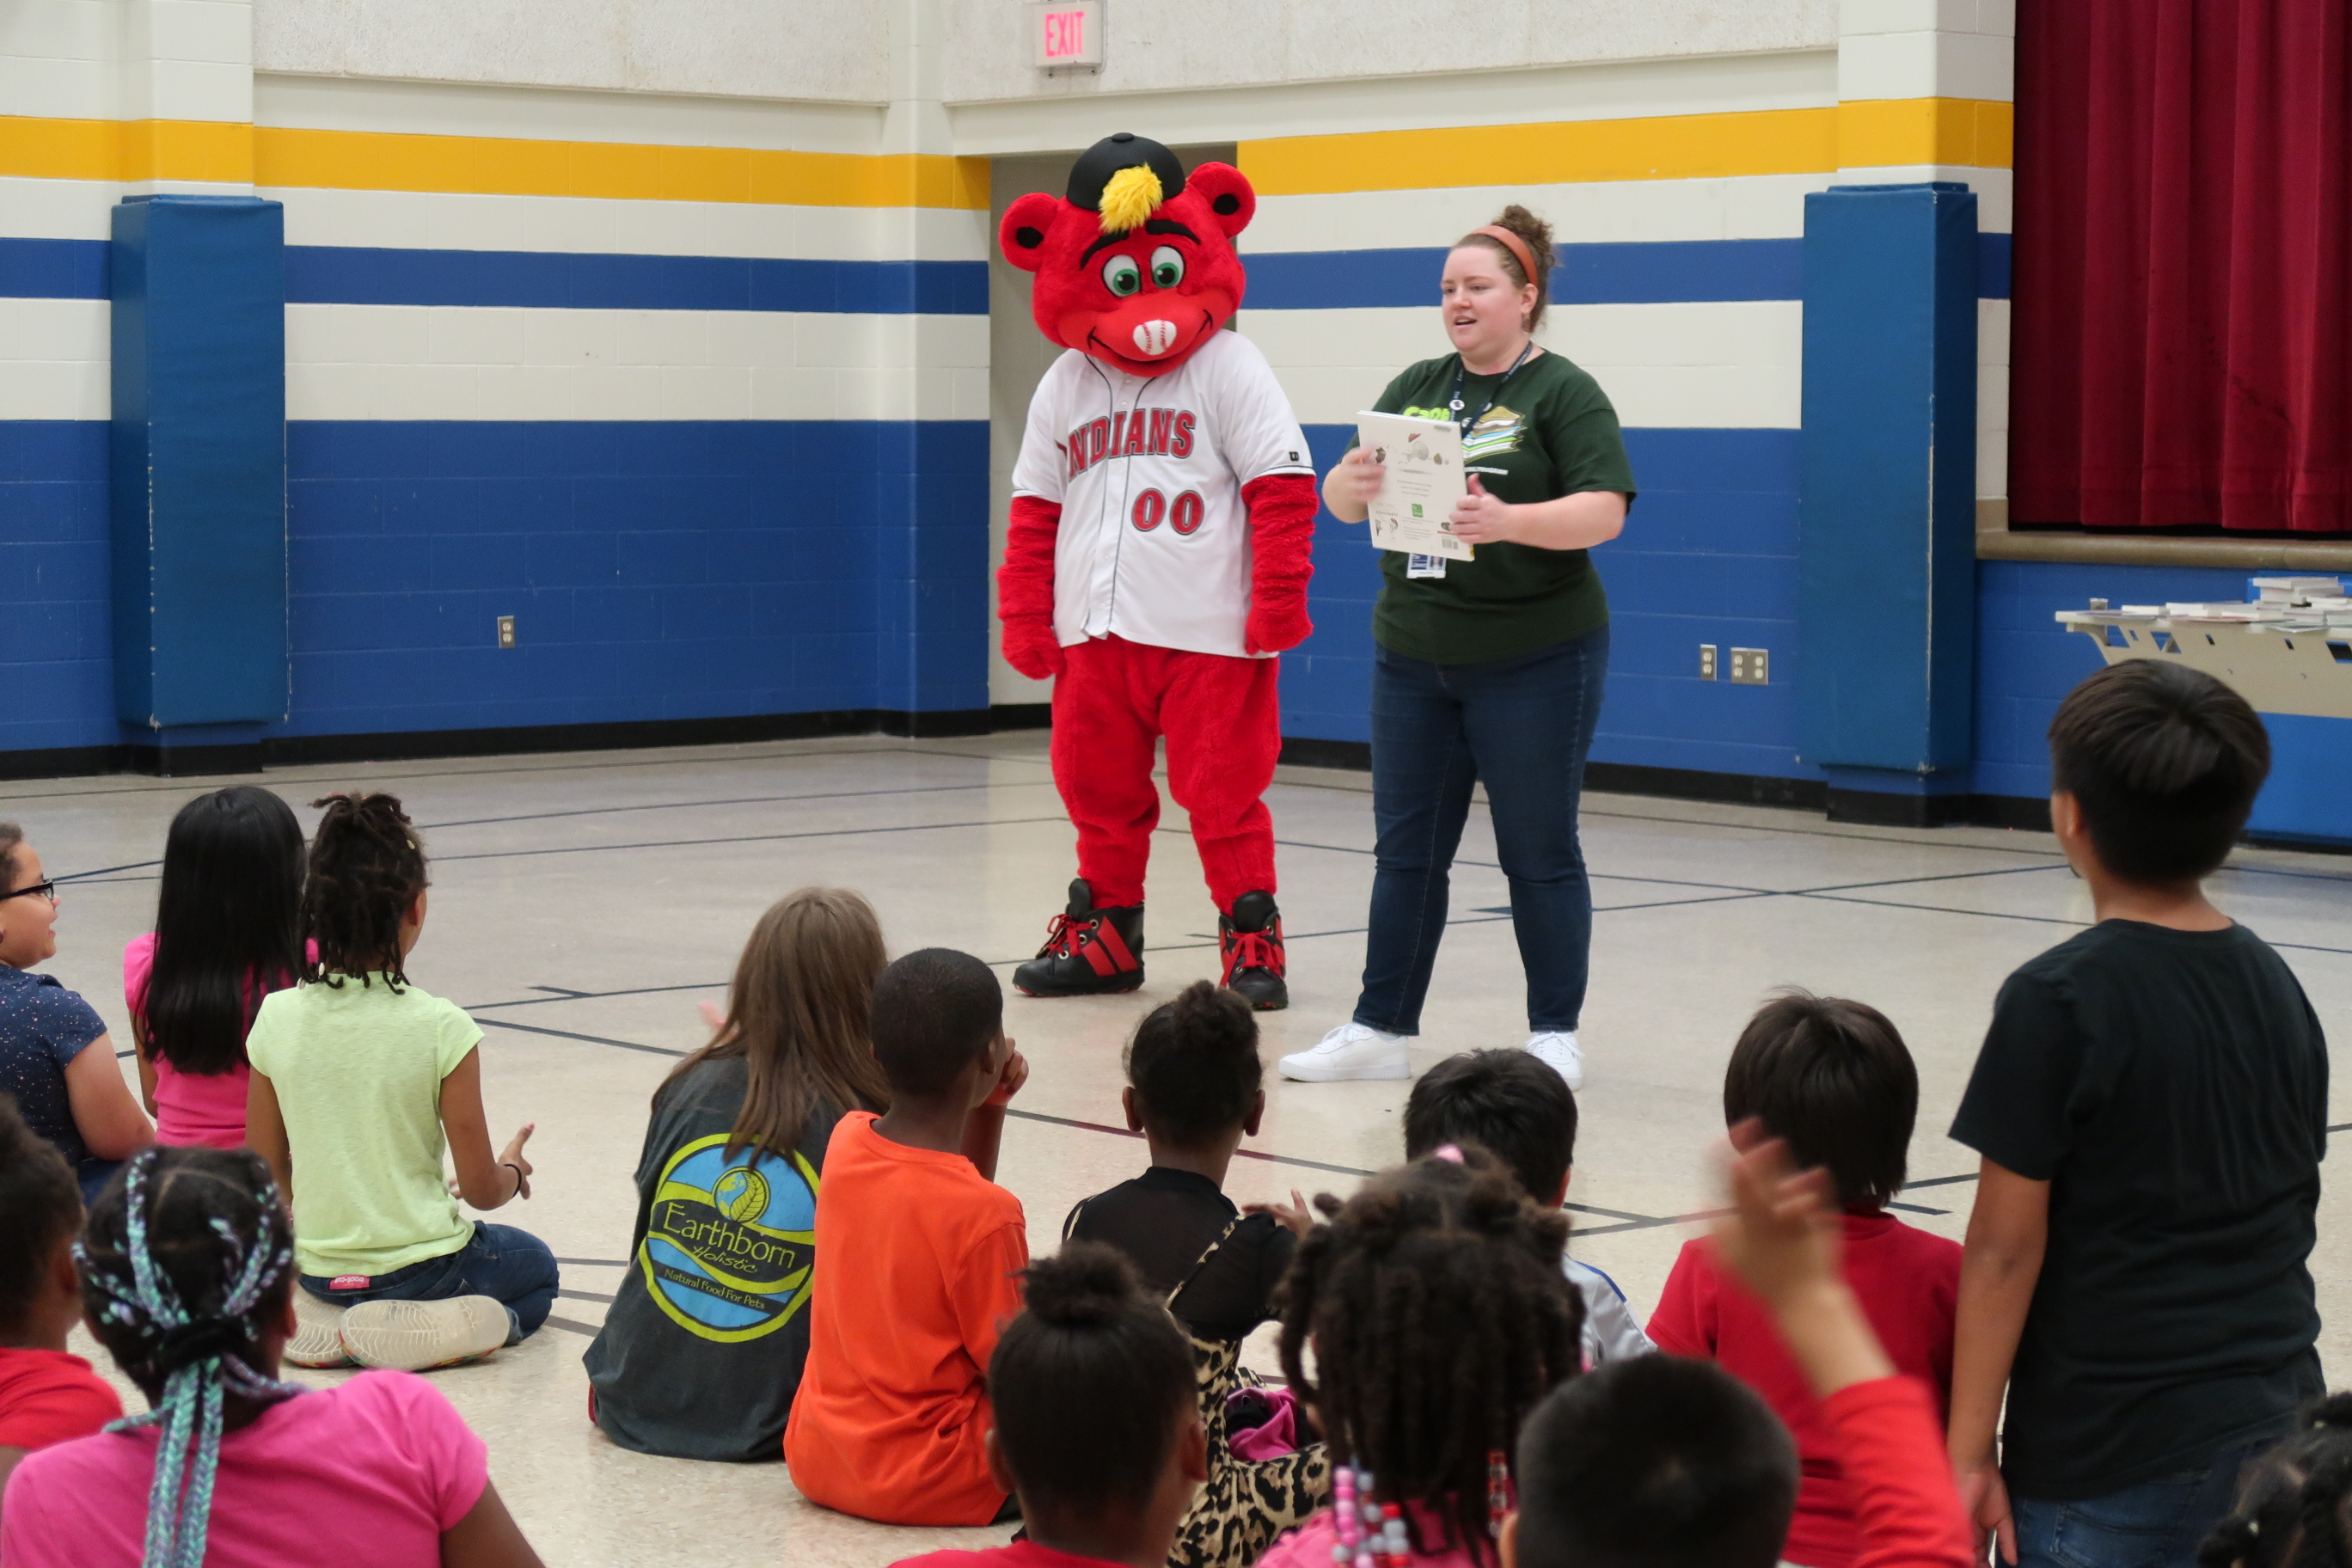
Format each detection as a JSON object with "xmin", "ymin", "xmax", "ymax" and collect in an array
[{"xmin": 16, "ymin": 732, "xmax": 2352, "ymax": 1568}]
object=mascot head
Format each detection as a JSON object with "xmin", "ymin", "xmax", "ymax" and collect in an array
[{"xmin": 1000, "ymin": 132, "xmax": 1254, "ymax": 378}]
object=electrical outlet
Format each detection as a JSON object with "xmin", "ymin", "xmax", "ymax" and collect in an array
[
  {"xmin": 496, "ymin": 615, "xmax": 517, "ymax": 650},
  {"xmin": 1699, "ymin": 643, "xmax": 1718, "ymax": 679},
  {"xmin": 1730, "ymin": 646, "xmax": 1769, "ymax": 685}
]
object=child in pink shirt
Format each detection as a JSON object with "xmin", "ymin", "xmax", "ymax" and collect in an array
[
  {"xmin": 0, "ymin": 1145, "xmax": 542, "ymax": 1568},
  {"xmin": 123, "ymin": 787, "xmax": 307, "ymax": 1150}
]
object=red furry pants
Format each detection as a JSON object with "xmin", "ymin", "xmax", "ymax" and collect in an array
[{"xmin": 1049, "ymin": 634, "xmax": 1281, "ymax": 913}]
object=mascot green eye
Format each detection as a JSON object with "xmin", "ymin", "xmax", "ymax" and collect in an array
[
  {"xmin": 1150, "ymin": 246, "xmax": 1185, "ymax": 289},
  {"xmin": 1101, "ymin": 254, "xmax": 1142, "ymax": 297}
]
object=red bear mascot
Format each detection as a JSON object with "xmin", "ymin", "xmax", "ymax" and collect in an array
[{"xmin": 999, "ymin": 132, "xmax": 1317, "ymax": 1010}]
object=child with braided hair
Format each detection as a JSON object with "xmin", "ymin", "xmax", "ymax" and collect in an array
[
  {"xmin": 0, "ymin": 1144, "xmax": 542, "ymax": 1566},
  {"xmin": 244, "ymin": 793, "xmax": 557, "ymax": 1374},
  {"xmin": 2196, "ymin": 1395, "xmax": 2352, "ymax": 1568},
  {"xmin": 1255, "ymin": 1146, "xmax": 1585, "ymax": 1568}
]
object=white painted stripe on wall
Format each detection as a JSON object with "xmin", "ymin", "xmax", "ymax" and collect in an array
[
  {"xmin": 0, "ymin": 297, "xmax": 108, "ymax": 419},
  {"xmin": 268, "ymin": 187, "xmax": 990, "ymax": 262},
  {"xmin": 0, "ymin": 176, "xmax": 120, "ymax": 242},
  {"xmin": 1249, "ymin": 173, "xmax": 1838, "ymax": 254},
  {"xmin": 1240, "ymin": 301, "xmax": 1802, "ymax": 429},
  {"xmin": 284, "ymin": 303, "xmax": 988, "ymax": 421},
  {"xmin": 254, "ymin": 72, "xmax": 889, "ymax": 156},
  {"xmin": 1978, "ymin": 297, "xmax": 2010, "ymax": 499}
]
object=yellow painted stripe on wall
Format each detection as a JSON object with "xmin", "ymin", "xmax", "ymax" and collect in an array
[
  {"xmin": 0, "ymin": 116, "xmax": 254, "ymax": 183},
  {"xmin": 251, "ymin": 127, "xmax": 988, "ymax": 208},
  {"xmin": 1240, "ymin": 99, "xmax": 2011, "ymax": 195}
]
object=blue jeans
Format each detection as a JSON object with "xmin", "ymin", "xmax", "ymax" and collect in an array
[
  {"xmin": 2011, "ymin": 1433, "xmax": 2282, "ymax": 1568},
  {"xmin": 301, "ymin": 1222, "xmax": 560, "ymax": 1345},
  {"xmin": 1355, "ymin": 625, "xmax": 1609, "ymax": 1036}
]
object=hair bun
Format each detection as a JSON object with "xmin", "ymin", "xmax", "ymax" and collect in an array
[
  {"xmin": 1172, "ymin": 980, "xmax": 1255, "ymax": 1052},
  {"xmin": 1023, "ymin": 1241, "xmax": 1144, "ymax": 1328},
  {"xmin": 1492, "ymin": 203, "xmax": 1557, "ymax": 274}
]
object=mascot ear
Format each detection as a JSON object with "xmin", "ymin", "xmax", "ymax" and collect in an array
[
  {"xmin": 1000, "ymin": 193, "xmax": 1063, "ymax": 274},
  {"xmin": 1185, "ymin": 162, "xmax": 1256, "ymax": 240}
]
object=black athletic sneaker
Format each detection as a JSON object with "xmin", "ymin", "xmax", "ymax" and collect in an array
[
  {"xmin": 1218, "ymin": 891, "xmax": 1288, "ymax": 1011},
  {"xmin": 1013, "ymin": 879, "xmax": 1145, "ymax": 997}
]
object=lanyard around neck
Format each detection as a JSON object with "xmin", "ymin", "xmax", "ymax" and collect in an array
[{"xmin": 1449, "ymin": 340, "xmax": 1534, "ymax": 440}]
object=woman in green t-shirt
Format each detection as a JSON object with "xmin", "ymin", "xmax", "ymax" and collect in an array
[{"xmin": 1277, "ymin": 205, "xmax": 1634, "ymax": 1093}]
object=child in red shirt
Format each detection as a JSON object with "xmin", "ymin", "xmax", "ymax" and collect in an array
[
  {"xmin": 786, "ymin": 948, "xmax": 1031, "ymax": 1526},
  {"xmin": 1647, "ymin": 992, "xmax": 1960, "ymax": 1568},
  {"xmin": 0, "ymin": 1099, "xmax": 120, "ymax": 1496},
  {"xmin": 891, "ymin": 1242, "xmax": 1208, "ymax": 1568}
]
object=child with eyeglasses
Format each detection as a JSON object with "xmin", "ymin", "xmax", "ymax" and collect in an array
[{"xmin": 0, "ymin": 823, "xmax": 154, "ymax": 1203}]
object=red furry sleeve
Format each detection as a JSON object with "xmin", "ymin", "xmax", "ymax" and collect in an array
[
  {"xmin": 1241, "ymin": 472, "xmax": 1318, "ymax": 656},
  {"xmin": 998, "ymin": 494, "xmax": 1065, "ymax": 679}
]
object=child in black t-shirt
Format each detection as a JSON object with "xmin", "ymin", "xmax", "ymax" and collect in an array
[
  {"xmin": 1947, "ymin": 661, "xmax": 2328, "ymax": 1568},
  {"xmin": 1063, "ymin": 980, "xmax": 1324, "ymax": 1568}
]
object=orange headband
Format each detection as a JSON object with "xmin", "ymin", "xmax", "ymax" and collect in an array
[{"xmin": 1470, "ymin": 224, "xmax": 1541, "ymax": 291}]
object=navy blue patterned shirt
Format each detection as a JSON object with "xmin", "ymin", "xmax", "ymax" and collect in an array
[{"xmin": 0, "ymin": 965, "xmax": 109, "ymax": 1168}]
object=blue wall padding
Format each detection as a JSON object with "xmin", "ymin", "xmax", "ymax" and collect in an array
[
  {"xmin": 109, "ymin": 196, "xmax": 288, "ymax": 728},
  {"xmin": 1798, "ymin": 183, "xmax": 1979, "ymax": 777}
]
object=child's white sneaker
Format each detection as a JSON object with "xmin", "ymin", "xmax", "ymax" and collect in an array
[
  {"xmin": 1278, "ymin": 1021, "xmax": 1412, "ymax": 1082},
  {"xmin": 339, "ymin": 1296, "xmax": 511, "ymax": 1372},
  {"xmin": 1526, "ymin": 1032, "xmax": 1583, "ymax": 1090},
  {"xmin": 286, "ymin": 1289, "xmax": 356, "ymax": 1369}
]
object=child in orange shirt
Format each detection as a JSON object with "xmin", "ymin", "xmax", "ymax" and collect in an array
[{"xmin": 784, "ymin": 948, "xmax": 1031, "ymax": 1526}]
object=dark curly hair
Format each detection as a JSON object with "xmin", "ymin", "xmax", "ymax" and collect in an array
[
  {"xmin": 1125, "ymin": 980, "xmax": 1261, "ymax": 1148},
  {"xmin": 303, "ymin": 793, "xmax": 427, "ymax": 989},
  {"xmin": 2199, "ymin": 1394, "xmax": 2352, "ymax": 1568},
  {"xmin": 1277, "ymin": 1148, "xmax": 1584, "ymax": 1565}
]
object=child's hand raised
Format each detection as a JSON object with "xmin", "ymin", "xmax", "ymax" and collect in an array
[
  {"xmin": 1711, "ymin": 1118, "xmax": 1841, "ymax": 1309},
  {"xmin": 1244, "ymin": 1188, "xmax": 1313, "ymax": 1237},
  {"xmin": 499, "ymin": 1123, "xmax": 536, "ymax": 1200},
  {"xmin": 984, "ymin": 1045, "xmax": 1029, "ymax": 1108}
]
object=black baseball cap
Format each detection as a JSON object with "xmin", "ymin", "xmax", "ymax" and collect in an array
[{"xmin": 1066, "ymin": 132, "xmax": 1187, "ymax": 212}]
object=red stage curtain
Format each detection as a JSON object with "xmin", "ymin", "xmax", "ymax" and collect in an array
[{"xmin": 2010, "ymin": 0, "xmax": 2352, "ymax": 531}]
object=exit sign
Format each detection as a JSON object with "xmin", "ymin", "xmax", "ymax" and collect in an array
[{"xmin": 1033, "ymin": 2, "xmax": 1103, "ymax": 70}]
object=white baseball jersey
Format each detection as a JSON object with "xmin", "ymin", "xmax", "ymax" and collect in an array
[{"xmin": 1010, "ymin": 328, "xmax": 1314, "ymax": 660}]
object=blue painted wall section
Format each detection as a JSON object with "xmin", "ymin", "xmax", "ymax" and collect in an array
[
  {"xmin": 282, "ymin": 420, "xmax": 986, "ymax": 738},
  {"xmin": 1798, "ymin": 183, "xmax": 1978, "ymax": 792},
  {"xmin": 0, "ymin": 423, "xmax": 113, "ymax": 755},
  {"xmin": 108, "ymin": 195, "xmax": 289, "ymax": 735}
]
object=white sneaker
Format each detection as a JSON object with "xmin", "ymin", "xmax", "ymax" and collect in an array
[
  {"xmin": 1527, "ymin": 1032, "xmax": 1584, "ymax": 1091},
  {"xmin": 1278, "ymin": 1021, "xmax": 1412, "ymax": 1082},
  {"xmin": 287, "ymin": 1289, "xmax": 355, "ymax": 1369},
  {"xmin": 338, "ymin": 1295, "xmax": 511, "ymax": 1372}
]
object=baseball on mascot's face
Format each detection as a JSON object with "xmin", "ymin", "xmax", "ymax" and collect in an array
[
  {"xmin": 1442, "ymin": 244, "xmax": 1538, "ymax": 372},
  {"xmin": 998, "ymin": 144, "xmax": 1257, "ymax": 381}
]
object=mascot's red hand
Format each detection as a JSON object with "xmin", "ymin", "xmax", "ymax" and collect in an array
[
  {"xmin": 1000, "ymin": 494, "xmax": 1067, "ymax": 679},
  {"xmin": 1241, "ymin": 472, "xmax": 1318, "ymax": 656}
]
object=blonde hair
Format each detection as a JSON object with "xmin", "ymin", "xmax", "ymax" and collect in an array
[
  {"xmin": 658, "ymin": 886, "xmax": 892, "ymax": 1160},
  {"xmin": 1457, "ymin": 205, "xmax": 1559, "ymax": 331}
]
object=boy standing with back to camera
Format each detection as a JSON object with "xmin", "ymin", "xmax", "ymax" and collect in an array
[{"xmin": 1946, "ymin": 661, "xmax": 2329, "ymax": 1568}]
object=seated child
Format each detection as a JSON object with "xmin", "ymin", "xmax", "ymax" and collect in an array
[
  {"xmin": 0, "ymin": 1100, "xmax": 120, "ymax": 1497},
  {"xmin": 585, "ymin": 887, "xmax": 893, "ymax": 1461},
  {"xmin": 243, "ymin": 793, "xmax": 556, "ymax": 1374},
  {"xmin": 892, "ymin": 1243, "xmax": 1209, "ymax": 1568},
  {"xmin": 1065, "ymin": 980, "xmax": 1327, "ymax": 1567},
  {"xmin": 1948, "ymin": 661, "xmax": 2325, "ymax": 1568},
  {"xmin": 0, "ymin": 1145, "xmax": 544, "ymax": 1567},
  {"xmin": 1253, "ymin": 1146, "xmax": 1584, "ymax": 1568},
  {"xmin": 1647, "ymin": 991, "xmax": 1959, "ymax": 1568},
  {"xmin": 125, "ymin": 786, "xmax": 308, "ymax": 1149},
  {"xmin": 1402, "ymin": 1049, "xmax": 1654, "ymax": 1367},
  {"xmin": 785, "ymin": 947, "xmax": 1030, "ymax": 1525},
  {"xmin": 1504, "ymin": 1129, "xmax": 1974, "ymax": 1568},
  {"xmin": 0, "ymin": 822, "xmax": 154, "ymax": 1201},
  {"xmin": 2196, "ymin": 1395, "xmax": 2352, "ymax": 1568}
]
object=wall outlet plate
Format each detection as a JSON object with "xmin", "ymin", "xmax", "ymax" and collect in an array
[
  {"xmin": 1730, "ymin": 646, "xmax": 1768, "ymax": 685},
  {"xmin": 496, "ymin": 615, "xmax": 516, "ymax": 649},
  {"xmin": 1699, "ymin": 643, "xmax": 1718, "ymax": 679}
]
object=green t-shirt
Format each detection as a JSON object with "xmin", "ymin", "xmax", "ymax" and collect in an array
[
  {"xmin": 1365, "ymin": 349, "xmax": 1637, "ymax": 665},
  {"xmin": 247, "ymin": 975, "xmax": 482, "ymax": 1277}
]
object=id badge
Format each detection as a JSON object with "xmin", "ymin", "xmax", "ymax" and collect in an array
[{"xmin": 1407, "ymin": 554, "xmax": 1447, "ymax": 579}]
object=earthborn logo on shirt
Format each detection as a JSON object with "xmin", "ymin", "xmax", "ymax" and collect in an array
[
  {"xmin": 1401, "ymin": 403, "xmax": 1527, "ymax": 462},
  {"xmin": 639, "ymin": 1133, "xmax": 818, "ymax": 1343}
]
